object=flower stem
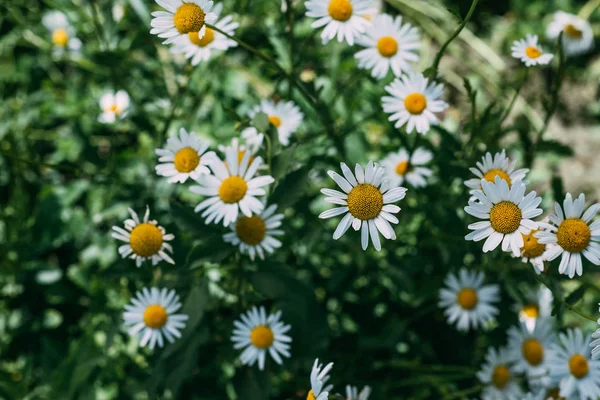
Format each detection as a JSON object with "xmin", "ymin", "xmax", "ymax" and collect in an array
[{"xmin": 500, "ymin": 68, "xmax": 529, "ymax": 124}]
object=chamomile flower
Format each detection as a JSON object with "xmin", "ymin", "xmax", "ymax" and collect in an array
[
  {"xmin": 217, "ymin": 130, "xmax": 264, "ymax": 167},
  {"xmin": 354, "ymin": 13, "xmax": 419, "ymax": 79},
  {"xmin": 477, "ymin": 347, "xmax": 523, "ymax": 400},
  {"xmin": 231, "ymin": 306, "xmax": 292, "ymax": 370},
  {"xmin": 319, "ymin": 161, "xmax": 407, "ymax": 251},
  {"xmin": 190, "ymin": 148, "xmax": 274, "ymax": 226},
  {"xmin": 515, "ymin": 286, "xmax": 553, "ymax": 333},
  {"xmin": 223, "ymin": 203, "xmax": 284, "ymax": 261},
  {"xmin": 549, "ymin": 328, "xmax": 600, "ymax": 399},
  {"xmin": 464, "ymin": 150, "xmax": 529, "ymax": 194},
  {"xmin": 98, "ymin": 90, "xmax": 130, "ymax": 124},
  {"xmin": 438, "ymin": 269, "xmax": 500, "ymax": 331},
  {"xmin": 169, "ymin": 3, "xmax": 238, "ymax": 65},
  {"xmin": 382, "ymin": 72, "xmax": 448, "ymax": 134},
  {"xmin": 465, "ymin": 177, "xmax": 543, "ymax": 257},
  {"xmin": 308, "ymin": 358, "xmax": 334, "ymax": 400},
  {"xmin": 111, "ymin": 207, "xmax": 175, "ymax": 267},
  {"xmin": 249, "ymin": 100, "xmax": 304, "ymax": 146},
  {"xmin": 507, "ymin": 318, "xmax": 555, "ymax": 387},
  {"xmin": 42, "ymin": 11, "xmax": 82, "ymax": 55},
  {"xmin": 511, "ymin": 34, "xmax": 554, "ymax": 67},
  {"xmin": 123, "ymin": 287, "xmax": 189, "ymax": 350},
  {"xmin": 380, "ymin": 147, "xmax": 433, "ymax": 188},
  {"xmin": 590, "ymin": 305, "xmax": 600, "ymax": 361},
  {"xmin": 346, "ymin": 385, "xmax": 371, "ymax": 400},
  {"xmin": 304, "ymin": 0, "xmax": 374, "ymax": 45},
  {"xmin": 150, "ymin": 0, "xmax": 217, "ymax": 45},
  {"xmin": 547, "ymin": 12, "xmax": 594, "ymax": 57},
  {"xmin": 155, "ymin": 128, "xmax": 216, "ymax": 183},
  {"xmin": 536, "ymin": 193, "xmax": 600, "ymax": 278},
  {"xmin": 520, "ymin": 226, "xmax": 552, "ymax": 273}
]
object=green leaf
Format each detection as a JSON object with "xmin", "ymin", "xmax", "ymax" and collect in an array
[
  {"xmin": 128, "ymin": 0, "xmax": 151, "ymax": 24},
  {"xmin": 170, "ymin": 201, "xmax": 215, "ymax": 236},
  {"xmin": 252, "ymin": 112, "xmax": 270, "ymax": 133},
  {"xmin": 537, "ymin": 140, "xmax": 574, "ymax": 157},
  {"xmin": 552, "ymin": 174, "xmax": 565, "ymax": 202},
  {"xmin": 447, "ymin": 6, "xmax": 463, "ymax": 22},
  {"xmin": 565, "ymin": 285, "xmax": 586, "ymax": 306},
  {"xmin": 271, "ymin": 145, "xmax": 297, "ymax": 180},
  {"xmin": 233, "ymin": 368, "xmax": 271, "ymax": 400},
  {"xmin": 269, "ymin": 167, "xmax": 310, "ymax": 209}
]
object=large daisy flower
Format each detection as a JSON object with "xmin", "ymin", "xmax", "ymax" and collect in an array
[
  {"xmin": 190, "ymin": 148, "xmax": 274, "ymax": 226},
  {"xmin": 42, "ymin": 11, "xmax": 82, "ymax": 55},
  {"xmin": 345, "ymin": 385, "xmax": 371, "ymax": 400},
  {"xmin": 511, "ymin": 34, "xmax": 554, "ymax": 67},
  {"xmin": 380, "ymin": 147, "xmax": 433, "ymax": 188},
  {"xmin": 464, "ymin": 150, "xmax": 529, "ymax": 194},
  {"xmin": 438, "ymin": 268, "xmax": 500, "ymax": 332},
  {"xmin": 308, "ymin": 358, "xmax": 334, "ymax": 400},
  {"xmin": 150, "ymin": 0, "xmax": 217, "ymax": 45},
  {"xmin": 465, "ymin": 176, "xmax": 543, "ymax": 257},
  {"xmin": 304, "ymin": 0, "xmax": 375, "ymax": 45},
  {"xmin": 477, "ymin": 347, "xmax": 523, "ymax": 400},
  {"xmin": 536, "ymin": 193, "xmax": 600, "ymax": 279},
  {"xmin": 231, "ymin": 306, "xmax": 292, "ymax": 370},
  {"xmin": 319, "ymin": 161, "xmax": 407, "ymax": 251},
  {"xmin": 123, "ymin": 287, "xmax": 189, "ymax": 350},
  {"xmin": 354, "ymin": 13, "xmax": 420, "ymax": 79},
  {"xmin": 155, "ymin": 128, "xmax": 216, "ymax": 183},
  {"xmin": 515, "ymin": 286, "xmax": 553, "ymax": 334},
  {"xmin": 249, "ymin": 100, "xmax": 304, "ymax": 146},
  {"xmin": 547, "ymin": 12, "xmax": 594, "ymax": 57},
  {"xmin": 382, "ymin": 71, "xmax": 448, "ymax": 135},
  {"xmin": 111, "ymin": 207, "xmax": 175, "ymax": 266},
  {"xmin": 98, "ymin": 90, "xmax": 130, "ymax": 124},
  {"xmin": 507, "ymin": 318, "xmax": 555, "ymax": 387}
]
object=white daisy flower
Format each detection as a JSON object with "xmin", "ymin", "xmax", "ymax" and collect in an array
[
  {"xmin": 169, "ymin": 3, "xmax": 238, "ymax": 65},
  {"xmin": 111, "ymin": 207, "xmax": 175, "ymax": 267},
  {"xmin": 509, "ymin": 392, "xmax": 546, "ymax": 400},
  {"xmin": 549, "ymin": 328, "xmax": 600, "ymax": 399},
  {"xmin": 308, "ymin": 358, "xmax": 334, "ymax": 400},
  {"xmin": 98, "ymin": 90, "xmax": 130, "ymax": 124},
  {"xmin": 535, "ymin": 193, "xmax": 600, "ymax": 279},
  {"xmin": 511, "ymin": 34, "xmax": 554, "ymax": 67},
  {"xmin": 346, "ymin": 385, "xmax": 371, "ymax": 400},
  {"xmin": 42, "ymin": 11, "xmax": 82, "ymax": 55},
  {"xmin": 223, "ymin": 203, "xmax": 284, "ymax": 261},
  {"xmin": 465, "ymin": 176, "xmax": 543, "ymax": 257},
  {"xmin": 304, "ymin": 0, "xmax": 374, "ymax": 45},
  {"xmin": 477, "ymin": 347, "xmax": 524, "ymax": 400},
  {"xmin": 319, "ymin": 161, "xmax": 407, "ymax": 251},
  {"xmin": 150, "ymin": 0, "xmax": 217, "ymax": 45},
  {"xmin": 438, "ymin": 268, "xmax": 500, "ymax": 332},
  {"xmin": 231, "ymin": 306, "xmax": 292, "ymax": 370},
  {"xmin": 382, "ymin": 71, "xmax": 448, "ymax": 135},
  {"xmin": 123, "ymin": 287, "xmax": 189, "ymax": 350},
  {"xmin": 547, "ymin": 12, "xmax": 594, "ymax": 57},
  {"xmin": 515, "ymin": 286, "xmax": 553, "ymax": 334},
  {"xmin": 217, "ymin": 130, "xmax": 265, "ymax": 171},
  {"xmin": 464, "ymin": 150, "xmax": 529, "ymax": 194},
  {"xmin": 380, "ymin": 147, "xmax": 433, "ymax": 188},
  {"xmin": 190, "ymin": 148, "xmax": 274, "ymax": 226},
  {"xmin": 354, "ymin": 13, "xmax": 419, "ymax": 79},
  {"xmin": 520, "ymin": 225, "xmax": 553, "ymax": 274},
  {"xmin": 155, "ymin": 128, "xmax": 216, "ymax": 184},
  {"xmin": 507, "ymin": 318, "xmax": 555, "ymax": 387},
  {"xmin": 249, "ymin": 100, "xmax": 304, "ymax": 146}
]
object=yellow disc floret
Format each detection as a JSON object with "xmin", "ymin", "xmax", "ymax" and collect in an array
[
  {"xmin": 236, "ymin": 216, "xmax": 267, "ymax": 245},
  {"xmin": 129, "ymin": 223, "xmax": 164, "ymax": 257},
  {"xmin": 250, "ymin": 325, "xmax": 274, "ymax": 349},
  {"xmin": 492, "ymin": 365, "xmax": 511, "ymax": 389},
  {"xmin": 395, "ymin": 161, "xmax": 409, "ymax": 176},
  {"xmin": 525, "ymin": 46, "xmax": 542, "ymax": 59},
  {"xmin": 521, "ymin": 230, "xmax": 545, "ymax": 258},
  {"xmin": 174, "ymin": 3, "xmax": 206, "ymax": 34},
  {"xmin": 522, "ymin": 338, "xmax": 544, "ymax": 366},
  {"xmin": 456, "ymin": 288, "xmax": 478, "ymax": 310},
  {"xmin": 268, "ymin": 116, "xmax": 282, "ymax": 128},
  {"xmin": 489, "ymin": 201, "xmax": 522, "ymax": 234},
  {"xmin": 377, "ymin": 36, "xmax": 399, "ymax": 58},
  {"xmin": 521, "ymin": 304, "xmax": 540, "ymax": 319},
  {"xmin": 347, "ymin": 184, "xmax": 383, "ymax": 221},
  {"xmin": 143, "ymin": 304, "xmax": 168, "ymax": 329},
  {"xmin": 564, "ymin": 24, "xmax": 583, "ymax": 39},
  {"xmin": 404, "ymin": 93, "xmax": 427, "ymax": 115},
  {"xmin": 483, "ymin": 169, "xmax": 511, "ymax": 185},
  {"xmin": 219, "ymin": 176, "xmax": 248, "ymax": 203},
  {"xmin": 189, "ymin": 27, "xmax": 214, "ymax": 46},
  {"xmin": 328, "ymin": 0, "xmax": 353, "ymax": 21},
  {"xmin": 569, "ymin": 354, "xmax": 589, "ymax": 379},
  {"xmin": 174, "ymin": 147, "xmax": 201, "ymax": 173},
  {"xmin": 556, "ymin": 218, "xmax": 591, "ymax": 253},
  {"xmin": 52, "ymin": 28, "xmax": 69, "ymax": 47},
  {"xmin": 307, "ymin": 390, "xmax": 317, "ymax": 400}
]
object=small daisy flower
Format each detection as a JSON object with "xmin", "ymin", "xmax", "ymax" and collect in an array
[
  {"xmin": 217, "ymin": 130, "xmax": 265, "ymax": 168},
  {"xmin": 507, "ymin": 318, "xmax": 555, "ymax": 386},
  {"xmin": 231, "ymin": 306, "xmax": 292, "ymax": 370},
  {"xmin": 354, "ymin": 13, "xmax": 420, "ymax": 79},
  {"xmin": 465, "ymin": 176, "xmax": 543, "ymax": 257},
  {"xmin": 549, "ymin": 328, "xmax": 600, "ymax": 399},
  {"xmin": 304, "ymin": 0, "xmax": 375, "ymax": 45},
  {"xmin": 438, "ymin": 268, "xmax": 500, "ymax": 332},
  {"xmin": 150, "ymin": 0, "xmax": 217, "ymax": 45},
  {"xmin": 346, "ymin": 385, "xmax": 371, "ymax": 400},
  {"xmin": 547, "ymin": 12, "xmax": 594, "ymax": 57},
  {"xmin": 223, "ymin": 203, "xmax": 284, "ymax": 261},
  {"xmin": 477, "ymin": 347, "xmax": 524, "ymax": 400},
  {"xmin": 155, "ymin": 128, "xmax": 216, "ymax": 183},
  {"xmin": 123, "ymin": 287, "xmax": 189, "ymax": 350},
  {"xmin": 511, "ymin": 34, "xmax": 554, "ymax": 67},
  {"xmin": 319, "ymin": 161, "xmax": 407, "ymax": 251},
  {"xmin": 382, "ymin": 71, "xmax": 448, "ymax": 135},
  {"xmin": 380, "ymin": 147, "xmax": 433, "ymax": 188},
  {"xmin": 111, "ymin": 207, "xmax": 175, "ymax": 267},
  {"xmin": 520, "ymin": 226, "xmax": 552, "ymax": 273},
  {"xmin": 464, "ymin": 150, "xmax": 529, "ymax": 194},
  {"xmin": 42, "ymin": 11, "xmax": 82, "ymax": 55},
  {"xmin": 308, "ymin": 358, "xmax": 334, "ymax": 400},
  {"xmin": 190, "ymin": 148, "xmax": 274, "ymax": 226},
  {"xmin": 98, "ymin": 90, "xmax": 130, "ymax": 124},
  {"xmin": 515, "ymin": 286, "xmax": 553, "ymax": 333},
  {"xmin": 249, "ymin": 100, "xmax": 304, "ymax": 146}
]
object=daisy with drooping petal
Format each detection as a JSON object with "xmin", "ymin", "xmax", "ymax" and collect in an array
[
  {"xmin": 319, "ymin": 161, "xmax": 407, "ymax": 251},
  {"xmin": 249, "ymin": 100, "xmax": 304, "ymax": 146},
  {"xmin": 123, "ymin": 287, "xmax": 189, "ymax": 350},
  {"xmin": 477, "ymin": 347, "xmax": 523, "ymax": 400},
  {"xmin": 155, "ymin": 128, "xmax": 216, "ymax": 183},
  {"xmin": 308, "ymin": 358, "xmax": 334, "ymax": 400},
  {"xmin": 150, "ymin": 0, "xmax": 217, "ymax": 45},
  {"xmin": 380, "ymin": 147, "xmax": 433, "ymax": 188},
  {"xmin": 346, "ymin": 385, "xmax": 371, "ymax": 400},
  {"xmin": 190, "ymin": 148, "xmax": 274, "ymax": 226},
  {"xmin": 438, "ymin": 268, "xmax": 500, "ymax": 332},
  {"xmin": 354, "ymin": 13, "xmax": 420, "ymax": 79},
  {"xmin": 304, "ymin": 0, "xmax": 375, "ymax": 45},
  {"xmin": 511, "ymin": 34, "xmax": 554, "ymax": 67},
  {"xmin": 382, "ymin": 71, "xmax": 448, "ymax": 134},
  {"xmin": 547, "ymin": 12, "xmax": 594, "ymax": 57},
  {"xmin": 465, "ymin": 176, "xmax": 543, "ymax": 257},
  {"xmin": 507, "ymin": 318, "xmax": 555, "ymax": 387},
  {"xmin": 535, "ymin": 193, "xmax": 600, "ymax": 279},
  {"xmin": 231, "ymin": 306, "xmax": 292, "ymax": 370},
  {"xmin": 98, "ymin": 90, "xmax": 130, "ymax": 124},
  {"xmin": 111, "ymin": 207, "xmax": 175, "ymax": 266},
  {"xmin": 464, "ymin": 150, "xmax": 529, "ymax": 194},
  {"xmin": 42, "ymin": 11, "xmax": 82, "ymax": 55},
  {"xmin": 520, "ymin": 224, "xmax": 553, "ymax": 273},
  {"xmin": 515, "ymin": 286, "xmax": 553, "ymax": 334}
]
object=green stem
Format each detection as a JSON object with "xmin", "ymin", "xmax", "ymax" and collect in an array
[
  {"xmin": 536, "ymin": 33, "xmax": 566, "ymax": 140},
  {"xmin": 441, "ymin": 384, "xmax": 483, "ymax": 400},
  {"xmin": 500, "ymin": 68, "xmax": 529, "ymax": 124}
]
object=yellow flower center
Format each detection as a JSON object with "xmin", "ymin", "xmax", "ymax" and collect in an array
[
  {"xmin": 174, "ymin": 3, "xmax": 206, "ymax": 34},
  {"xmin": 218, "ymin": 176, "xmax": 248, "ymax": 204},
  {"xmin": 395, "ymin": 160, "xmax": 409, "ymax": 176},
  {"xmin": 174, "ymin": 147, "xmax": 201, "ymax": 173},
  {"xmin": 404, "ymin": 93, "xmax": 427, "ymax": 115},
  {"xmin": 546, "ymin": 388, "xmax": 565, "ymax": 400},
  {"xmin": 525, "ymin": 46, "xmax": 542, "ymax": 59},
  {"xmin": 346, "ymin": 184, "xmax": 383, "ymax": 221},
  {"xmin": 377, "ymin": 36, "xmax": 399, "ymax": 58},
  {"xmin": 143, "ymin": 304, "xmax": 168, "ymax": 329},
  {"xmin": 129, "ymin": 223, "xmax": 164, "ymax": 257},
  {"xmin": 522, "ymin": 338, "xmax": 544, "ymax": 366},
  {"xmin": 521, "ymin": 303, "xmax": 539, "ymax": 319},
  {"xmin": 328, "ymin": 0, "xmax": 353, "ymax": 21},
  {"xmin": 569, "ymin": 354, "xmax": 589, "ymax": 379},
  {"xmin": 489, "ymin": 201, "xmax": 522, "ymax": 234},
  {"xmin": 521, "ymin": 230, "xmax": 546, "ymax": 258},
  {"xmin": 492, "ymin": 365, "xmax": 511, "ymax": 389},
  {"xmin": 250, "ymin": 325, "xmax": 274, "ymax": 349},
  {"xmin": 564, "ymin": 24, "xmax": 583, "ymax": 39},
  {"xmin": 556, "ymin": 218, "xmax": 591, "ymax": 253},
  {"xmin": 52, "ymin": 28, "xmax": 69, "ymax": 47},
  {"xmin": 483, "ymin": 169, "xmax": 511, "ymax": 185},
  {"xmin": 188, "ymin": 27, "xmax": 214, "ymax": 46},
  {"xmin": 235, "ymin": 216, "xmax": 266, "ymax": 245},
  {"xmin": 268, "ymin": 115, "xmax": 282, "ymax": 128},
  {"xmin": 456, "ymin": 288, "xmax": 478, "ymax": 310},
  {"xmin": 306, "ymin": 390, "xmax": 317, "ymax": 400}
]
